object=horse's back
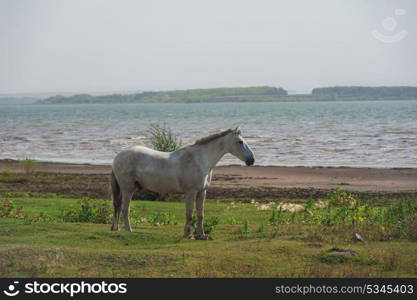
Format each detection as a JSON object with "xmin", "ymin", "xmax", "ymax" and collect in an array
[
  {"xmin": 112, "ymin": 146, "xmax": 183, "ymax": 192},
  {"xmin": 113, "ymin": 146, "xmax": 169, "ymax": 171}
]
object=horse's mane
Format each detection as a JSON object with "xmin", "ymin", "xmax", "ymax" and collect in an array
[{"xmin": 193, "ymin": 129, "xmax": 235, "ymax": 145}]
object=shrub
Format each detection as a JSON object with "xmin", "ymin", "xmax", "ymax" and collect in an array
[
  {"xmin": 60, "ymin": 198, "xmax": 113, "ymax": 224},
  {"xmin": 147, "ymin": 124, "xmax": 182, "ymax": 152}
]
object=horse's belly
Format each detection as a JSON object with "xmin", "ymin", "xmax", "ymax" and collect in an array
[
  {"xmin": 137, "ymin": 172, "xmax": 183, "ymax": 194},
  {"xmin": 137, "ymin": 170, "xmax": 208, "ymax": 194}
]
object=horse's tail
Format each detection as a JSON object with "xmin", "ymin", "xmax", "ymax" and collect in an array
[{"xmin": 111, "ymin": 171, "xmax": 122, "ymax": 219}]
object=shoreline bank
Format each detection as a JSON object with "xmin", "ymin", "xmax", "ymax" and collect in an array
[{"xmin": 2, "ymin": 159, "xmax": 417, "ymax": 193}]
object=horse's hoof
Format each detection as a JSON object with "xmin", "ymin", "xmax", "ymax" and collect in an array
[{"xmin": 195, "ymin": 234, "xmax": 209, "ymax": 240}]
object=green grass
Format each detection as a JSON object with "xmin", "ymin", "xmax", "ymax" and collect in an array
[{"xmin": 0, "ymin": 196, "xmax": 416, "ymax": 277}]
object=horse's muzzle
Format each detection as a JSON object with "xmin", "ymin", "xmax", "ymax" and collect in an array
[{"xmin": 245, "ymin": 157, "xmax": 255, "ymax": 166}]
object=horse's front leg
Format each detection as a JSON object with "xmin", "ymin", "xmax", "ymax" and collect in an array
[
  {"xmin": 183, "ymin": 191, "xmax": 197, "ymax": 239},
  {"xmin": 195, "ymin": 190, "xmax": 208, "ymax": 240}
]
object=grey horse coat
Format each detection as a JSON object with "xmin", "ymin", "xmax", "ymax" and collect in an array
[{"xmin": 110, "ymin": 127, "xmax": 255, "ymax": 239}]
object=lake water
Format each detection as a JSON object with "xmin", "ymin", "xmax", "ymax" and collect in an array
[{"xmin": 1, "ymin": 100, "xmax": 417, "ymax": 167}]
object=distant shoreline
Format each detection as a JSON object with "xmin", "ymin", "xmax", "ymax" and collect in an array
[
  {"xmin": 2, "ymin": 98, "xmax": 417, "ymax": 106},
  {"xmin": 35, "ymin": 86, "xmax": 417, "ymax": 104},
  {"xmin": 34, "ymin": 97, "xmax": 417, "ymax": 105}
]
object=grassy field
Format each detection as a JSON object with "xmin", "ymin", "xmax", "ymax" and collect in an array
[{"xmin": 0, "ymin": 193, "xmax": 416, "ymax": 278}]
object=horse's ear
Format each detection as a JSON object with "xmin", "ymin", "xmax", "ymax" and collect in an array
[{"xmin": 234, "ymin": 126, "xmax": 241, "ymax": 134}]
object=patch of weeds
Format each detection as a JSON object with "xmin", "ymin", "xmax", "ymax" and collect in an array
[
  {"xmin": 60, "ymin": 198, "xmax": 113, "ymax": 224},
  {"xmin": 129, "ymin": 210, "xmax": 147, "ymax": 226},
  {"xmin": 0, "ymin": 198, "xmax": 25, "ymax": 218},
  {"xmin": 24, "ymin": 212, "xmax": 56, "ymax": 224},
  {"xmin": 265, "ymin": 190, "xmax": 417, "ymax": 242},
  {"xmin": 203, "ymin": 216, "xmax": 220, "ymax": 235},
  {"xmin": 328, "ymin": 188, "xmax": 357, "ymax": 207},
  {"xmin": 148, "ymin": 211, "xmax": 178, "ymax": 226},
  {"xmin": 190, "ymin": 215, "xmax": 220, "ymax": 237}
]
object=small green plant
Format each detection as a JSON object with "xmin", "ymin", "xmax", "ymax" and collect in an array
[
  {"xmin": 268, "ymin": 209, "xmax": 288, "ymax": 225},
  {"xmin": 226, "ymin": 216, "xmax": 240, "ymax": 225},
  {"xmin": 0, "ymin": 198, "xmax": 25, "ymax": 218},
  {"xmin": 148, "ymin": 124, "xmax": 182, "ymax": 152},
  {"xmin": 60, "ymin": 198, "xmax": 112, "ymax": 224},
  {"xmin": 203, "ymin": 216, "xmax": 220, "ymax": 235},
  {"xmin": 129, "ymin": 210, "xmax": 147, "ymax": 226},
  {"xmin": 236, "ymin": 219, "xmax": 251, "ymax": 238},
  {"xmin": 148, "ymin": 211, "xmax": 178, "ymax": 226},
  {"xmin": 328, "ymin": 188, "xmax": 357, "ymax": 207},
  {"xmin": 24, "ymin": 212, "xmax": 56, "ymax": 224},
  {"xmin": 19, "ymin": 157, "xmax": 37, "ymax": 175}
]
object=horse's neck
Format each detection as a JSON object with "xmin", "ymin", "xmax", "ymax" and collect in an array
[{"xmin": 193, "ymin": 137, "xmax": 228, "ymax": 172}]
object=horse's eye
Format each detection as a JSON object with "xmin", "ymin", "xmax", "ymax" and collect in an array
[{"xmin": 238, "ymin": 141, "xmax": 243, "ymax": 145}]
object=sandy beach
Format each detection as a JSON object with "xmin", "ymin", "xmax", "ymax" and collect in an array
[{"xmin": 2, "ymin": 159, "xmax": 417, "ymax": 200}]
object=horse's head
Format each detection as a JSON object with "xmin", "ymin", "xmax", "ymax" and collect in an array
[{"xmin": 227, "ymin": 127, "xmax": 255, "ymax": 166}]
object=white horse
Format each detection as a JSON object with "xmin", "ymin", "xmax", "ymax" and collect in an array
[{"xmin": 110, "ymin": 127, "xmax": 255, "ymax": 239}]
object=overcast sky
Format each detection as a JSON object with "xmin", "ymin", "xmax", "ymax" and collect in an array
[{"xmin": 0, "ymin": 0, "xmax": 416, "ymax": 95}]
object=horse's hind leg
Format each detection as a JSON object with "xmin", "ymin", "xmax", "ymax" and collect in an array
[
  {"xmin": 183, "ymin": 191, "xmax": 197, "ymax": 239},
  {"xmin": 111, "ymin": 209, "xmax": 121, "ymax": 231},
  {"xmin": 111, "ymin": 172, "xmax": 122, "ymax": 231},
  {"xmin": 121, "ymin": 185, "xmax": 136, "ymax": 232},
  {"xmin": 195, "ymin": 190, "xmax": 208, "ymax": 240}
]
